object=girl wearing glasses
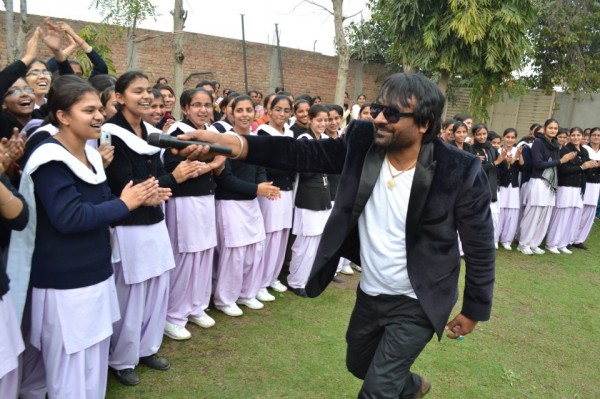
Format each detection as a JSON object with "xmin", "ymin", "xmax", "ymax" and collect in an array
[
  {"xmin": 160, "ymin": 88, "xmax": 225, "ymax": 340},
  {"xmin": 255, "ymin": 95, "xmax": 296, "ymax": 299}
]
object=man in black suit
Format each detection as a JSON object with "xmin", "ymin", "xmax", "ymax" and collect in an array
[{"xmin": 179, "ymin": 73, "xmax": 495, "ymax": 399}]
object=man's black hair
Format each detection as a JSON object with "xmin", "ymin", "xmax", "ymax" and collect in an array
[{"xmin": 377, "ymin": 73, "xmax": 446, "ymax": 144}]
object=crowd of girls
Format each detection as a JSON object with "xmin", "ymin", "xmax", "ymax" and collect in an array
[
  {"xmin": 0, "ymin": 20, "xmax": 597, "ymax": 399},
  {"xmin": 439, "ymin": 117, "xmax": 600, "ymax": 255}
]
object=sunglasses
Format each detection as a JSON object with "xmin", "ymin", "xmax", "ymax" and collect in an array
[{"xmin": 370, "ymin": 103, "xmax": 414, "ymax": 123}]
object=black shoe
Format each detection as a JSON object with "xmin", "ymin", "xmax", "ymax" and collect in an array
[
  {"xmin": 332, "ymin": 275, "xmax": 343, "ymax": 283},
  {"xmin": 572, "ymin": 242, "xmax": 588, "ymax": 250},
  {"xmin": 139, "ymin": 354, "xmax": 170, "ymax": 370},
  {"xmin": 111, "ymin": 367, "xmax": 140, "ymax": 386},
  {"xmin": 289, "ymin": 286, "xmax": 307, "ymax": 297}
]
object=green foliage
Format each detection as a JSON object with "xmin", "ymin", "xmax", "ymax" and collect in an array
[
  {"xmin": 367, "ymin": 0, "xmax": 535, "ymax": 118},
  {"xmin": 75, "ymin": 24, "xmax": 119, "ymax": 77},
  {"xmin": 90, "ymin": 0, "xmax": 157, "ymax": 27},
  {"xmin": 346, "ymin": 15, "xmax": 398, "ymax": 67},
  {"xmin": 528, "ymin": 0, "xmax": 600, "ymax": 93}
]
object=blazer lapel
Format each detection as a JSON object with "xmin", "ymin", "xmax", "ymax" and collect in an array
[
  {"xmin": 405, "ymin": 142, "xmax": 436, "ymax": 251},
  {"xmin": 350, "ymin": 144, "xmax": 385, "ymax": 224}
]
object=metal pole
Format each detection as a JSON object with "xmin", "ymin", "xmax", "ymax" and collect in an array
[
  {"xmin": 241, "ymin": 14, "xmax": 249, "ymax": 93},
  {"xmin": 275, "ymin": 23, "xmax": 284, "ymax": 88}
]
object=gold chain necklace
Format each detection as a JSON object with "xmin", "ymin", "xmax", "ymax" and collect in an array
[{"xmin": 386, "ymin": 156, "xmax": 417, "ymax": 189}]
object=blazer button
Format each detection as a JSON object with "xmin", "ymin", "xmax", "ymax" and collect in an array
[{"xmin": 147, "ymin": 160, "xmax": 152, "ymax": 164}]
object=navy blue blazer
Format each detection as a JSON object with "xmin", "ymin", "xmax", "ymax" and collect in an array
[{"xmin": 245, "ymin": 120, "xmax": 495, "ymax": 338}]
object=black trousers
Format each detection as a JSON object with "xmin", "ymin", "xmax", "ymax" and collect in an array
[{"xmin": 346, "ymin": 286, "xmax": 435, "ymax": 399}]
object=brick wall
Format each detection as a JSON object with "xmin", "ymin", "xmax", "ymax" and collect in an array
[{"xmin": 0, "ymin": 12, "xmax": 390, "ymax": 104}]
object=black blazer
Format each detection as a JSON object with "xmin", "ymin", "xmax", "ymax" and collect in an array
[{"xmin": 245, "ymin": 120, "xmax": 495, "ymax": 338}]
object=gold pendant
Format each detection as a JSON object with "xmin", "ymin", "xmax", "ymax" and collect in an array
[{"xmin": 387, "ymin": 179, "xmax": 395, "ymax": 189}]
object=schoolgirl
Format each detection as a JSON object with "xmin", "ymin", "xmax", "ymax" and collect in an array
[
  {"xmin": 9, "ymin": 79, "xmax": 161, "ymax": 398},
  {"xmin": 143, "ymin": 88, "xmax": 169, "ymax": 131},
  {"xmin": 358, "ymin": 103, "xmax": 372, "ymax": 121},
  {"xmin": 103, "ymin": 71, "xmax": 199, "ymax": 386},
  {"xmin": 496, "ymin": 128, "xmax": 524, "ymax": 250},
  {"xmin": 471, "ymin": 124, "xmax": 504, "ymax": 248},
  {"xmin": 0, "ymin": 30, "xmax": 46, "ymax": 140},
  {"xmin": 440, "ymin": 119, "xmax": 455, "ymax": 143},
  {"xmin": 0, "ymin": 168, "xmax": 28, "ymax": 399},
  {"xmin": 545, "ymin": 127, "xmax": 598, "ymax": 254},
  {"xmin": 556, "ymin": 129, "xmax": 569, "ymax": 149},
  {"xmin": 162, "ymin": 88, "xmax": 224, "ymax": 340},
  {"xmin": 209, "ymin": 92, "xmax": 240, "ymax": 133},
  {"xmin": 575, "ymin": 127, "xmax": 600, "ymax": 248},
  {"xmin": 213, "ymin": 95, "xmax": 278, "ymax": 316},
  {"xmin": 351, "ymin": 94, "xmax": 366, "ymax": 119},
  {"xmin": 518, "ymin": 119, "xmax": 576, "ymax": 255},
  {"xmin": 155, "ymin": 83, "xmax": 176, "ymax": 130},
  {"xmin": 323, "ymin": 104, "xmax": 352, "ymax": 276},
  {"xmin": 290, "ymin": 99, "xmax": 310, "ymax": 138},
  {"xmin": 289, "ymin": 104, "xmax": 332, "ymax": 297},
  {"xmin": 449, "ymin": 121, "xmax": 473, "ymax": 153},
  {"xmin": 255, "ymin": 94, "xmax": 296, "ymax": 299}
]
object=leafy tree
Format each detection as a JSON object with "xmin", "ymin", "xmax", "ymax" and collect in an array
[
  {"xmin": 346, "ymin": 16, "xmax": 399, "ymax": 69},
  {"xmin": 370, "ymin": 0, "xmax": 535, "ymax": 120},
  {"xmin": 528, "ymin": 0, "xmax": 600, "ymax": 93},
  {"xmin": 90, "ymin": 0, "xmax": 157, "ymax": 70}
]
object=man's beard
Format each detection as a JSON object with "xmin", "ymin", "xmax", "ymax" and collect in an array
[{"xmin": 373, "ymin": 125, "xmax": 412, "ymax": 151}]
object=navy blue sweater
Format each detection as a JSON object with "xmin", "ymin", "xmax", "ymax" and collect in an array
[
  {"xmin": 0, "ymin": 173, "xmax": 29, "ymax": 298},
  {"xmin": 30, "ymin": 143, "xmax": 130, "ymax": 289}
]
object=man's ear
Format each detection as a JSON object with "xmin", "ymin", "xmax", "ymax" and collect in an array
[{"xmin": 419, "ymin": 121, "xmax": 429, "ymax": 135}]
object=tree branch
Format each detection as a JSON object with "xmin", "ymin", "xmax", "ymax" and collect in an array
[
  {"xmin": 302, "ymin": 0, "xmax": 333, "ymax": 16},
  {"xmin": 343, "ymin": 9, "xmax": 362, "ymax": 20}
]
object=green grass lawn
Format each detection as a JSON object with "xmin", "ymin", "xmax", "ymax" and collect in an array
[{"xmin": 106, "ymin": 223, "xmax": 600, "ymax": 399}]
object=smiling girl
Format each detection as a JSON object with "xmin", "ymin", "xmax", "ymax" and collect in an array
[
  {"xmin": 103, "ymin": 71, "xmax": 200, "ymax": 386},
  {"xmin": 213, "ymin": 95, "xmax": 278, "ymax": 316},
  {"xmin": 518, "ymin": 119, "xmax": 577, "ymax": 255},
  {"xmin": 161, "ymin": 88, "xmax": 225, "ymax": 339},
  {"xmin": 289, "ymin": 104, "xmax": 332, "ymax": 296},
  {"xmin": 255, "ymin": 95, "xmax": 296, "ymax": 298},
  {"xmin": 11, "ymin": 79, "xmax": 161, "ymax": 398},
  {"xmin": 545, "ymin": 127, "xmax": 599, "ymax": 254},
  {"xmin": 496, "ymin": 128, "xmax": 523, "ymax": 250}
]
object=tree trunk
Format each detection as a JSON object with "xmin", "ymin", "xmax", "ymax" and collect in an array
[
  {"xmin": 172, "ymin": 0, "xmax": 186, "ymax": 119},
  {"xmin": 126, "ymin": 13, "xmax": 138, "ymax": 71},
  {"xmin": 15, "ymin": 0, "xmax": 29, "ymax": 62},
  {"xmin": 332, "ymin": 0, "xmax": 349, "ymax": 107},
  {"xmin": 439, "ymin": 69, "xmax": 450, "ymax": 119},
  {"xmin": 4, "ymin": 0, "xmax": 15, "ymax": 62}
]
